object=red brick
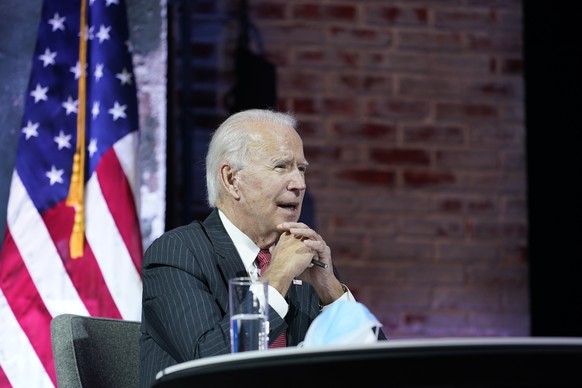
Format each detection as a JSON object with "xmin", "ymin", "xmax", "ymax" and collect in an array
[
  {"xmin": 399, "ymin": 30, "xmax": 465, "ymax": 51},
  {"xmin": 403, "ymin": 125, "xmax": 465, "ymax": 145},
  {"xmin": 292, "ymin": 4, "xmax": 356, "ymax": 22},
  {"xmin": 403, "ymin": 171, "xmax": 456, "ymax": 188},
  {"xmin": 330, "ymin": 73, "xmax": 392, "ymax": 94},
  {"xmin": 371, "ymin": 148, "xmax": 430, "ymax": 166},
  {"xmin": 437, "ymin": 197, "xmax": 463, "ymax": 213},
  {"xmin": 434, "ymin": 8, "xmax": 498, "ymax": 29},
  {"xmin": 467, "ymin": 198, "xmax": 497, "ymax": 214},
  {"xmin": 333, "ymin": 121, "xmax": 397, "ymax": 140},
  {"xmin": 329, "ymin": 26, "xmax": 391, "ymax": 46},
  {"xmin": 468, "ymin": 32, "xmax": 523, "ymax": 52},
  {"xmin": 366, "ymin": 5, "xmax": 429, "ymax": 26},
  {"xmin": 470, "ymin": 126, "xmax": 521, "ymax": 148},
  {"xmin": 472, "ymin": 221, "xmax": 527, "ymax": 240},
  {"xmin": 303, "ymin": 145, "xmax": 340, "ymax": 162},
  {"xmin": 367, "ymin": 99, "xmax": 429, "ymax": 119},
  {"xmin": 327, "ymin": 5, "xmax": 357, "ymax": 22},
  {"xmin": 337, "ymin": 169, "xmax": 397, "ymax": 186},
  {"xmin": 436, "ymin": 243, "xmax": 500, "ymax": 261},
  {"xmin": 322, "ymin": 98, "xmax": 357, "ymax": 115},
  {"xmin": 436, "ymin": 102, "xmax": 498, "ymax": 121},
  {"xmin": 436, "ymin": 150, "xmax": 498, "ymax": 170},
  {"xmin": 278, "ymin": 70, "xmax": 324, "ymax": 91},
  {"xmin": 292, "ymin": 98, "xmax": 316, "ymax": 114},
  {"xmin": 297, "ymin": 120, "xmax": 324, "ymax": 138},
  {"xmin": 295, "ymin": 48, "xmax": 361, "ymax": 68},
  {"xmin": 400, "ymin": 219, "xmax": 465, "ymax": 239},
  {"xmin": 292, "ymin": 4, "xmax": 323, "ymax": 19},
  {"xmin": 251, "ymin": 2, "xmax": 286, "ymax": 19}
]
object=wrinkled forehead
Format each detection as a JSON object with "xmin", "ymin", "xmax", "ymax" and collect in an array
[{"xmin": 248, "ymin": 122, "xmax": 306, "ymax": 160}]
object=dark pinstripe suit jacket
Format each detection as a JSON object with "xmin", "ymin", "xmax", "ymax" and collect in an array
[{"xmin": 139, "ymin": 209, "xmax": 321, "ymax": 387}]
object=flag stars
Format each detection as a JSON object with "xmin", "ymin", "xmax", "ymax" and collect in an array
[
  {"xmin": 108, "ymin": 101, "xmax": 127, "ymax": 121},
  {"xmin": 45, "ymin": 165, "xmax": 64, "ymax": 185},
  {"xmin": 70, "ymin": 61, "xmax": 87, "ymax": 80},
  {"xmin": 94, "ymin": 63, "xmax": 104, "ymax": 81},
  {"xmin": 38, "ymin": 48, "xmax": 57, "ymax": 67},
  {"xmin": 88, "ymin": 138, "xmax": 98, "ymax": 157},
  {"xmin": 91, "ymin": 101, "xmax": 100, "ymax": 119},
  {"xmin": 62, "ymin": 96, "xmax": 78, "ymax": 115},
  {"xmin": 30, "ymin": 84, "xmax": 49, "ymax": 103},
  {"xmin": 48, "ymin": 13, "xmax": 66, "ymax": 32},
  {"xmin": 115, "ymin": 68, "xmax": 133, "ymax": 85},
  {"xmin": 22, "ymin": 120, "xmax": 40, "ymax": 140},
  {"xmin": 106, "ymin": 0, "xmax": 120, "ymax": 6},
  {"xmin": 53, "ymin": 130, "xmax": 72, "ymax": 150},
  {"xmin": 80, "ymin": 25, "xmax": 95, "ymax": 41},
  {"xmin": 96, "ymin": 25, "xmax": 111, "ymax": 43}
]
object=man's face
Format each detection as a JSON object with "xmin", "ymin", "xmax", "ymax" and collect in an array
[{"xmin": 234, "ymin": 122, "xmax": 308, "ymax": 244}]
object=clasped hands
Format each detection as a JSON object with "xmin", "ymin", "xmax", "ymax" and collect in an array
[{"xmin": 261, "ymin": 222, "xmax": 344, "ymax": 303}]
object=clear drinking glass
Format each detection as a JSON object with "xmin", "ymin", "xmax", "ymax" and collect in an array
[{"xmin": 228, "ymin": 276, "xmax": 269, "ymax": 353}]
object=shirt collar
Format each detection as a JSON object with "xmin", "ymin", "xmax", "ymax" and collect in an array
[{"xmin": 218, "ymin": 209, "xmax": 260, "ymax": 278}]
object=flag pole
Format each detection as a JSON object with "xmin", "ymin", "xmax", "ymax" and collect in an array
[{"xmin": 67, "ymin": 0, "xmax": 88, "ymax": 259}]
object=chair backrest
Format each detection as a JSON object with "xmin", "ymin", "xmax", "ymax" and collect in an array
[{"xmin": 50, "ymin": 313, "xmax": 141, "ymax": 388}]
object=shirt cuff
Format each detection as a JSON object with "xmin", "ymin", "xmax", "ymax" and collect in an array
[
  {"xmin": 268, "ymin": 284, "xmax": 289, "ymax": 317},
  {"xmin": 321, "ymin": 283, "xmax": 354, "ymax": 311}
]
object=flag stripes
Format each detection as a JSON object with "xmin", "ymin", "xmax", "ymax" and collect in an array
[{"xmin": 0, "ymin": 0, "xmax": 143, "ymax": 386}]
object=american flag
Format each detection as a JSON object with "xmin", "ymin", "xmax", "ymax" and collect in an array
[{"xmin": 0, "ymin": 0, "xmax": 143, "ymax": 386}]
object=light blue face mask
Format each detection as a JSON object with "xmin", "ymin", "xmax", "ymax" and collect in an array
[{"xmin": 300, "ymin": 301, "xmax": 383, "ymax": 347}]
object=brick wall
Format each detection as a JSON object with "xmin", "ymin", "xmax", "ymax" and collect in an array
[{"xmin": 170, "ymin": 0, "xmax": 528, "ymax": 338}]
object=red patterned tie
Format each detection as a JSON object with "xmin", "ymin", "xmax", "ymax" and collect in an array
[{"xmin": 256, "ymin": 249, "xmax": 287, "ymax": 348}]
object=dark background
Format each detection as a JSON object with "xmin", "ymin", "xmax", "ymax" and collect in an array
[{"xmin": 523, "ymin": 2, "xmax": 582, "ymax": 336}]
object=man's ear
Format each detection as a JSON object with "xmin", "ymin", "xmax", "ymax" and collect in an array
[{"xmin": 220, "ymin": 164, "xmax": 240, "ymax": 200}]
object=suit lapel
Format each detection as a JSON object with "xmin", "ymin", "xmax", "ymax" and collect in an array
[{"xmin": 201, "ymin": 209, "xmax": 247, "ymax": 309}]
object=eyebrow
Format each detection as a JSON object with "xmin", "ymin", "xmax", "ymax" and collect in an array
[{"xmin": 271, "ymin": 156, "xmax": 309, "ymax": 168}]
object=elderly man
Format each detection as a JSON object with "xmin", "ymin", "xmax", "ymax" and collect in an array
[{"xmin": 139, "ymin": 109, "xmax": 384, "ymax": 387}]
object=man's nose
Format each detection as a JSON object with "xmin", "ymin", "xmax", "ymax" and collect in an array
[{"xmin": 288, "ymin": 169, "xmax": 306, "ymax": 190}]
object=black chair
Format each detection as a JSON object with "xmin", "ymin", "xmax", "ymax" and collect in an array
[{"xmin": 50, "ymin": 313, "xmax": 141, "ymax": 388}]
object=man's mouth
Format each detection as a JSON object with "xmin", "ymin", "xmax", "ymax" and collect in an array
[{"xmin": 278, "ymin": 203, "xmax": 298, "ymax": 212}]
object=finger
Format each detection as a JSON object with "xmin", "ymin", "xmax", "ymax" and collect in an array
[
  {"xmin": 278, "ymin": 222, "xmax": 310, "ymax": 230},
  {"xmin": 288, "ymin": 227, "xmax": 320, "ymax": 240},
  {"xmin": 302, "ymin": 238, "xmax": 325, "ymax": 251}
]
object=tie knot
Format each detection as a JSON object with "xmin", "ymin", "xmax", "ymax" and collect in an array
[{"xmin": 257, "ymin": 249, "xmax": 271, "ymax": 276}]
